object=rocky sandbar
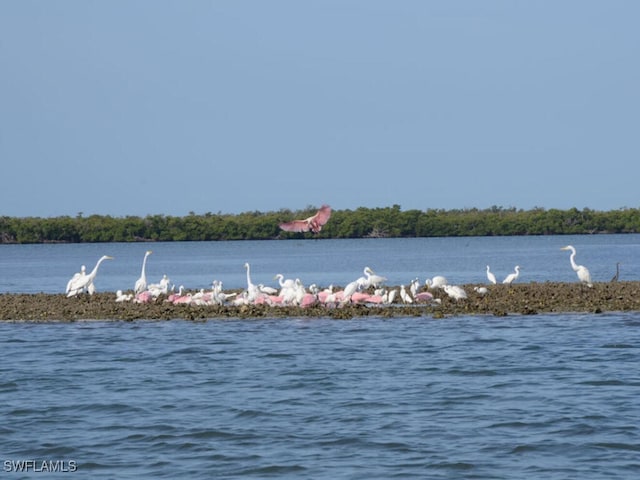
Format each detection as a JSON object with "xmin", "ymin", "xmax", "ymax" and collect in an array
[{"xmin": 1, "ymin": 281, "xmax": 640, "ymax": 322}]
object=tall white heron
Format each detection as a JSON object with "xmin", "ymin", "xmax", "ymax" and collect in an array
[
  {"xmin": 561, "ymin": 245, "xmax": 593, "ymax": 287},
  {"xmin": 486, "ymin": 265, "xmax": 497, "ymax": 285},
  {"xmin": 66, "ymin": 255, "xmax": 114, "ymax": 297},
  {"xmin": 134, "ymin": 250, "xmax": 152, "ymax": 294},
  {"xmin": 502, "ymin": 266, "xmax": 520, "ymax": 285}
]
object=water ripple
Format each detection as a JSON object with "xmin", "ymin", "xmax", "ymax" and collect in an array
[{"xmin": 1, "ymin": 314, "xmax": 639, "ymax": 479}]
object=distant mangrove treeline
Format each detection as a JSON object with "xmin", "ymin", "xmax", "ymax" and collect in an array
[{"xmin": 2, "ymin": 205, "xmax": 640, "ymax": 244}]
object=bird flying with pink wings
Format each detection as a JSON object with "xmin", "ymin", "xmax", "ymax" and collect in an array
[{"xmin": 279, "ymin": 205, "xmax": 332, "ymax": 234}]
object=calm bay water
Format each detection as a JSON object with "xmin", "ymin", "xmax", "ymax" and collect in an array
[
  {"xmin": 1, "ymin": 315, "xmax": 639, "ymax": 479},
  {"xmin": 1, "ymin": 234, "xmax": 640, "ymax": 294},
  {"xmin": 1, "ymin": 236, "xmax": 640, "ymax": 478}
]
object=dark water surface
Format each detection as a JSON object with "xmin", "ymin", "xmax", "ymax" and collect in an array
[{"xmin": 2, "ymin": 314, "xmax": 639, "ymax": 479}]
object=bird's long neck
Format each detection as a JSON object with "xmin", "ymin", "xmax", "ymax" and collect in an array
[
  {"xmin": 88, "ymin": 257, "xmax": 106, "ymax": 280},
  {"xmin": 246, "ymin": 265, "xmax": 252, "ymax": 286},
  {"xmin": 141, "ymin": 254, "xmax": 149, "ymax": 276},
  {"xmin": 569, "ymin": 251, "xmax": 579, "ymax": 271}
]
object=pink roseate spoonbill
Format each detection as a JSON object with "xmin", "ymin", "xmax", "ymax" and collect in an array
[
  {"xmin": 486, "ymin": 265, "xmax": 497, "ymax": 285},
  {"xmin": 300, "ymin": 292, "xmax": 317, "ymax": 308},
  {"xmin": 366, "ymin": 295, "xmax": 384, "ymax": 304},
  {"xmin": 318, "ymin": 286, "xmax": 335, "ymax": 304},
  {"xmin": 561, "ymin": 245, "xmax": 593, "ymax": 287},
  {"xmin": 66, "ymin": 255, "xmax": 114, "ymax": 297},
  {"xmin": 502, "ymin": 265, "xmax": 521, "ymax": 285},
  {"xmin": 166, "ymin": 286, "xmax": 185, "ymax": 303},
  {"xmin": 414, "ymin": 291, "xmax": 434, "ymax": 302},
  {"xmin": 134, "ymin": 290, "xmax": 154, "ymax": 304},
  {"xmin": 351, "ymin": 291, "xmax": 371, "ymax": 304},
  {"xmin": 134, "ymin": 250, "xmax": 152, "ymax": 294},
  {"xmin": 173, "ymin": 292, "xmax": 193, "ymax": 305},
  {"xmin": 265, "ymin": 295, "xmax": 284, "ymax": 306},
  {"xmin": 279, "ymin": 205, "xmax": 332, "ymax": 233}
]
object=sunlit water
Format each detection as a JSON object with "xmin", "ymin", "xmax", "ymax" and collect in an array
[
  {"xmin": 1, "ymin": 236, "xmax": 640, "ymax": 478},
  {"xmin": 1, "ymin": 315, "xmax": 639, "ymax": 479}
]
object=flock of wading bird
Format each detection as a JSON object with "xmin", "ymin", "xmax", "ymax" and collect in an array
[
  {"xmin": 64, "ymin": 244, "xmax": 608, "ymax": 308},
  {"xmin": 64, "ymin": 206, "xmax": 618, "ymax": 307}
]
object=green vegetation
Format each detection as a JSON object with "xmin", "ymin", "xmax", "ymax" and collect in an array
[{"xmin": 1, "ymin": 205, "xmax": 640, "ymax": 244}]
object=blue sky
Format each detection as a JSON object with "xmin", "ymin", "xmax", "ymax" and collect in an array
[{"xmin": 1, "ymin": 0, "xmax": 638, "ymax": 218}]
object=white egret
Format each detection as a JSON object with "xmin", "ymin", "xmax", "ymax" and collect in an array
[
  {"xmin": 425, "ymin": 275, "xmax": 448, "ymax": 289},
  {"xmin": 386, "ymin": 289, "xmax": 398, "ymax": 304},
  {"xmin": 244, "ymin": 262, "xmax": 260, "ymax": 301},
  {"xmin": 148, "ymin": 274, "xmax": 170, "ymax": 297},
  {"xmin": 339, "ymin": 280, "xmax": 360, "ymax": 305},
  {"xmin": 409, "ymin": 278, "xmax": 420, "ymax": 297},
  {"xmin": 502, "ymin": 266, "xmax": 520, "ymax": 285},
  {"xmin": 65, "ymin": 265, "xmax": 86, "ymax": 296},
  {"xmin": 474, "ymin": 286, "xmax": 489, "ymax": 296},
  {"xmin": 293, "ymin": 278, "xmax": 307, "ymax": 305},
  {"xmin": 399, "ymin": 285, "xmax": 413, "ymax": 304},
  {"xmin": 443, "ymin": 285, "xmax": 467, "ymax": 300},
  {"xmin": 66, "ymin": 255, "xmax": 114, "ymax": 297},
  {"xmin": 213, "ymin": 281, "xmax": 237, "ymax": 304},
  {"xmin": 486, "ymin": 265, "xmax": 497, "ymax": 285},
  {"xmin": 363, "ymin": 266, "xmax": 387, "ymax": 288},
  {"xmin": 115, "ymin": 290, "xmax": 133, "ymax": 302},
  {"xmin": 274, "ymin": 273, "xmax": 295, "ymax": 290},
  {"xmin": 560, "ymin": 245, "xmax": 593, "ymax": 287},
  {"xmin": 134, "ymin": 250, "xmax": 152, "ymax": 294},
  {"xmin": 258, "ymin": 284, "xmax": 278, "ymax": 295},
  {"xmin": 355, "ymin": 275, "xmax": 369, "ymax": 290}
]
